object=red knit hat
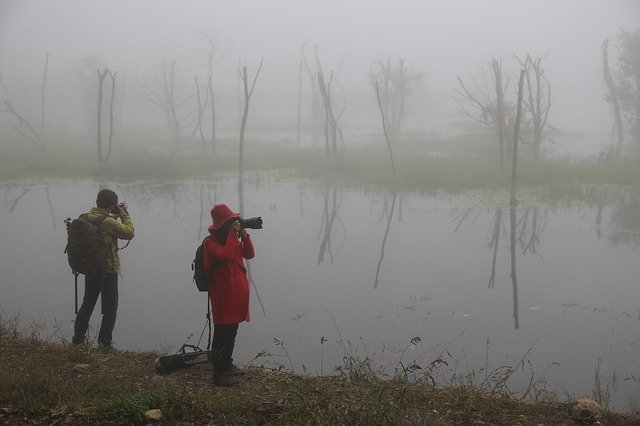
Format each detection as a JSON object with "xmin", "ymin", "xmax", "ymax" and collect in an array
[{"xmin": 210, "ymin": 203, "xmax": 240, "ymax": 230}]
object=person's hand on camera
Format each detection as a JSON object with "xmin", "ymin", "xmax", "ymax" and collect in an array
[
  {"xmin": 118, "ymin": 203, "xmax": 129, "ymax": 216},
  {"xmin": 239, "ymin": 228, "xmax": 249, "ymax": 239},
  {"xmin": 230, "ymin": 220, "xmax": 241, "ymax": 236}
]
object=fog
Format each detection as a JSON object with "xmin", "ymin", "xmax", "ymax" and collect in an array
[
  {"xmin": 1, "ymin": 0, "xmax": 639, "ymax": 137},
  {"xmin": 1, "ymin": 0, "xmax": 640, "ymax": 414}
]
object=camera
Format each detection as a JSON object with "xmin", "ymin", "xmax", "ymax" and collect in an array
[{"xmin": 239, "ymin": 217, "xmax": 263, "ymax": 229}]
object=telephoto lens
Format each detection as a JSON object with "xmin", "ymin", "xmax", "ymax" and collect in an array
[{"xmin": 239, "ymin": 217, "xmax": 263, "ymax": 229}]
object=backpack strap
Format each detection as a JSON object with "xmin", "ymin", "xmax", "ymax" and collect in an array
[{"xmin": 92, "ymin": 215, "xmax": 108, "ymax": 227}]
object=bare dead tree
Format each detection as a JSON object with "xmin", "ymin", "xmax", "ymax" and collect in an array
[
  {"xmin": 300, "ymin": 43, "xmax": 322, "ymax": 147},
  {"xmin": 510, "ymin": 69, "xmax": 526, "ymax": 208},
  {"xmin": 296, "ymin": 58, "xmax": 303, "ymax": 147},
  {"xmin": 207, "ymin": 74, "xmax": 216, "ymax": 152},
  {"xmin": 96, "ymin": 68, "xmax": 109, "ymax": 172},
  {"xmin": 237, "ymin": 59, "xmax": 264, "ymax": 198},
  {"xmin": 374, "ymin": 82, "xmax": 396, "ymax": 178},
  {"xmin": 194, "ymin": 76, "xmax": 207, "ymax": 154},
  {"xmin": 509, "ymin": 69, "xmax": 526, "ymax": 330},
  {"xmin": 514, "ymin": 54, "xmax": 552, "ymax": 160},
  {"xmin": 370, "ymin": 58, "xmax": 423, "ymax": 143},
  {"xmin": 455, "ymin": 60, "xmax": 512, "ymax": 166},
  {"xmin": 200, "ymin": 32, "xmax": 232, "ymax": 153},
  {"xmin": 0, "ymin": 70, "xmax": 43, "ymax": 149},
  {"xmin": 602, "ymin": 39, "xmax": 624, "ymax": 157},
  {"xmin": 106, "ymin": 70, "xmax": 116, "ymax": 163},
  {"xmin": 493, "ymin": 59, "xmax": 506, "ymax": 170},
  {"xmin": 317, "ymin": 70, "xmax": 340, "ymax": 158},
  {"xmin": 41, "ymin": 53, "xmax": 49, "ymax": 132},
  {"xmin": 138, "ymin": 59, "xmax": 192, "ymax": 139}
]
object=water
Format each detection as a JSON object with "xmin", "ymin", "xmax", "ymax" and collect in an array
[{"xmin": 1, "ymin": 180, "xmax": 638, "ymax": 411}]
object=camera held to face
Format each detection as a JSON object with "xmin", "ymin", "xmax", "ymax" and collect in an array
[{"xmin": 239, "ymin": 217, "xmax": 263, "ymax": 229}]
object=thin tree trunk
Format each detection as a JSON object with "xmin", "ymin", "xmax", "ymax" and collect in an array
[
  {"xmin": 41, "ymin": 53, "xmax": 49, "ymax": 133},
  {"xmin": 194, "ymin": 76, "xmax": 206, "ymax": 154},
  {"xmin": 492, "ymin": 60, "xmax": 505, "ymax": 170},
  {"xmin": 96, "ymin": 69, "xmax": 108, "ymax": 173},
  {"xmin": 317, "ymin": 70, "xmax": 339, "ymax": 159},
  {"xmin": 208, "ymin": 74, "xmax": 216, "ymax": 153},
  {"xmin": 511, "ymin": 70, "xmax": 525, "ymax": 207},
  {"xmin": 296, "ymin": 58, "xmax": 303, "ymax": 148},
  {"xmin": 374, "ymin": 82, "xmax": 396, "ymax": 178},
  {"xmin": 237, "ymin": 59, "xmax": 263, "ymax": 196},
  {"xmin": 106, "ymin": 71, "xmax": 116, "ymax": 163},
  {"xmin": 238, "ymin": 67, "xmax": 249, "ymax": 195},
  {"xmin": 509, "ymin": 69, "xmax": 525, "ymax": 330}
]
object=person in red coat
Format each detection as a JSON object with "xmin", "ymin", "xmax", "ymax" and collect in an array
[{"xmin": 204, "ymin": 203, "xmax": 255, "ymax": 386}]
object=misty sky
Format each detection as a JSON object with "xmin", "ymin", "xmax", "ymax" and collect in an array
[{"xmin": 1, "ymin": 0, "xmax": 639, "ymax": 133}]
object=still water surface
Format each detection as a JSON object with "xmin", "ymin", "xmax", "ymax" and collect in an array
[{"xmin": 1, "ymin": 180, "xmax": 638, "ymax": 411}]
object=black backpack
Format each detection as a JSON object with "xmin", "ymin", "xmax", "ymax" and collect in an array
[
  {"xmin": 192, "ymin": 236, "xmax": 221, "ymax": 292},
  {"xmin": 65, "ymin": 214, "xmax": 107, "ymax": 275}
]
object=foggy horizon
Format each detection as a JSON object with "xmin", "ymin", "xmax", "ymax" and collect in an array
[{"xmin": 1, "ymin": 0, "xmax": 639, "ymax": 136}]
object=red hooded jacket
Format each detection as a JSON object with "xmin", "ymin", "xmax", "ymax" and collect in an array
[{"xmin": 204, "ymin": 225, "xmax": 255, "ymax": 324}]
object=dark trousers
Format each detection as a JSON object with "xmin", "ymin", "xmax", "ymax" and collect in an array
[
  {"xmin": 211, "ymin": 323, "xmax": 239, "ymax": 374},
  {"xmin": 72, "ymin": 272, "xmax": 118, "ymax": 346}
]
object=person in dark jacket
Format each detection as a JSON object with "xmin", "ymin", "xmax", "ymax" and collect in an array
[
  {"xmin": 204, "ymin": 203, "xmax": 255, "ymax": 386},
  {"xmin": 72, "ymin": 189, "xmax": 134, "ymax": 348}
]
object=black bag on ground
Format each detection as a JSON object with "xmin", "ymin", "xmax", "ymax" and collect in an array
[
  {"xmin": 65, "ymin": 214, "xmax": 107, "ymax": 275},
  {"xmin": 155, "ymin": 345, "xmax": 212, "ymax": 375}
]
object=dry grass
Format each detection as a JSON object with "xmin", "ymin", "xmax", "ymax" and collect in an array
[{"xmin": 1, "ymin": 328, "xmax": 638, "ymax": 425}]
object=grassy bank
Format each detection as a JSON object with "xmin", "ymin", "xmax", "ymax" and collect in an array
[
  {"xmin": 1, "ymin": 133, "xmax": 639, "ymax": 204},
  {"xmin": 1, "ymin": 321, "xmax": 638, "ymax": 425}
]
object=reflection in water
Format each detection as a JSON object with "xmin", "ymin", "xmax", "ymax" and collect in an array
[
  {"xmin": 5, "ymin": 187, "xmax": 31, "ymax": 213},
  {"xmin": 609, "ymin": 200, "xmax": 640, "ymax": 248},
  {"xmin": 197, "ymin": 184, "xmax": 217, "ymax": 239},
  {"xmin": 373, "ymin": 193, "xmax": 397, "ymax": 289},
  {"xmin": 120, "ymin": 183, "xmax": 192, "ymax": 228},
  {"xmin": 517, "ymin": 207, "xmax": 547, "ymax": 259},
  {"xmin": 317, "ymin": 187, "xmax": 345, "ymax": 265},
  {"xmin": 1, "ymin": 182, "xmax": 639, "ymax": 411},
  {"xmin": 483, "ymin": 206, "xmax": 548, "ymax": 328},
  {"xmin": 595, "ymin": 202, "xmax": 604, "ymax": 240},
  {"xmin": 451, "ymin": 206, "xmax": 482, "ymax": 234},
  {"xmin": 298, "ymin": 187, "xmax": 307, "ymax": 218},
  {"xmin": 487, "ymin": 208, "xmax": 503, "ymax": 289},
  {"xmin": 509, "ymin": 203, "xmax": 520, "ymax": 330},
  {"xmin": 45, "ymin": 187, "xmax": 57, "ymax": 230},
  {"xmin": 238, "ymin": 177, "xmax": 267, "ymax": 317}
]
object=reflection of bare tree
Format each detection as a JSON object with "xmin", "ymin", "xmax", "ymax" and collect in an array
[
  {"xmin": 197, "ymin": 184, "xmax": 218, "ymax": 239},
  {"xmin": 595, "ymin": 202, "xmax": 604, "ymax": 240},
  {"xmin": 298, "ymin": 187, "xmax": 307, "ymax": 218},
  {"xmin": 373, "ymin": 193, "xmax": 397, "ymax": 289},
  {"xmin": 608, "ymin": 200, "xmax": 640, "ymax": 248},
  {"xmin": 487, "ymin": 208, "xmax": 503, "ymax": 289},
  {"xmin": 450, "ymin": 206, "xmax": 482, "ymax": 234},
  {"xmin": 517, "ymin": 207, "xmax": 547, "ymax": 258},
  {"xmin": 45, "ymin": 187, "xmax": 57, "ymax": 230},
  {"xmin": 118, "ymin": 183, "xmax": 192, "ymax": 229},
  {"xmin": 237, "ymin": 178, "xmax": 266, "ymax": 317},
  {"xmin": 4, "ymin": 187, "xmax": 31, "ymax": 213},
  {"xmin": 317, "ymin": 187, "xmax": 346, "ymax": 265},
  {"xmin": 509, "ymin": 204, "xmax": 520, "ymax": 330}
]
